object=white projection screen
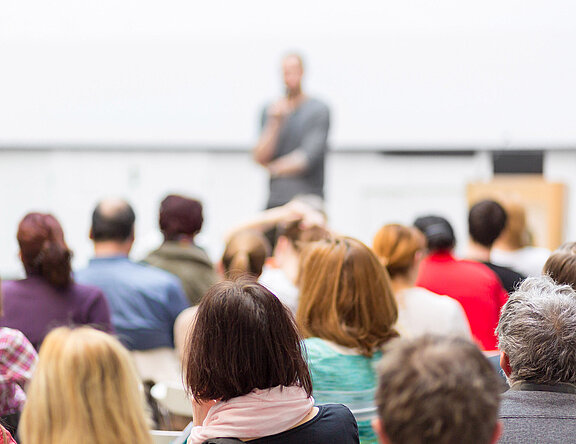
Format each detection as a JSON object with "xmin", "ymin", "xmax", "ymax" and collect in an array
[{"xmin": 1, "ymin": 0, "xmax": 575, "ymax": 150}]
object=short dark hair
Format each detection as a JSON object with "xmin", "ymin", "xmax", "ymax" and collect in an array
[
  {"xmin": 543, "ymin": 242, "xmax": 576, "ymax": 289},
  {"xmin": 468, "ymin": 200, "xmax": 507, "ymax": 248},
  {"xmin": 184, "ymin": 279, "xmax": 312, "ymax": 402},
  {"xmin": 159, "ymin": 195, "xmax": 203, "ymax": 241},
  {"xmin": 91, "ymin": 199, "xmax": 135, "ymax": 242},
  {"xmin": 414, "ymin": 215, "xmax": 455, "ymax": 251},
  {"xmin": 375, "ymin": 336, "xmax": 500, "ymax": 444}
]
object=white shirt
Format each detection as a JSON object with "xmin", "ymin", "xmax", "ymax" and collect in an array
[
  {"xmin": 491, "ymin": 246, "xmax": 550, "ymax": 277},
  {"xmin": 394, "ymin": 287, "xmax": 472, "ymax": 339}
]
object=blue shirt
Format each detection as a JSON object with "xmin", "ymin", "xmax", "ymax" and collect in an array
[{"xmin": 76, "ymin": 256, "xmax": 188, "ymax": 350}]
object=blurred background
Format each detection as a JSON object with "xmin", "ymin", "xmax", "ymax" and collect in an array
[{"xmin": 1, "ymin": 0, "xmax": 574, "ymax": 275}]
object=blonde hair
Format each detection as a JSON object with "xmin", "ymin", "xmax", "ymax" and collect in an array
[
  {"xmin": 372, "ymin": 224, "xmax": 426, "ymax": 279},
  {"xmin": 221, "ymin": 230, "xmax": 270, "ymax": 279},
  {"xmin": 20, "ymin": 327, "xmax": 152, "ymax": 444},
  {"xmin": 297, "ymin": 236, "xmax": 398, "ymax": 356}
]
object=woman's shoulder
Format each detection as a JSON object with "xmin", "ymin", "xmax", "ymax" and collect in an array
[{"xmin": 250, "ymin": 404, "xmax": 359, "ymax": 444}]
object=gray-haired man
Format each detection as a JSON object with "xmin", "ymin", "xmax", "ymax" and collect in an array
[{"xmin": 497, "ymin": 275, "xmax": 576, "ymax": 443}]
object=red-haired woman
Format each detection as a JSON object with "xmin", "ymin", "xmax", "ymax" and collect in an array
[{"xmin": 0, "ymin": 213, "xmax": 113, "ymax": 349}]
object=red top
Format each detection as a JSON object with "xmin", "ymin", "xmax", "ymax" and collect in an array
[{"xmin": 416, "ymin": 251, "xmax": 508, "ymax": 351}]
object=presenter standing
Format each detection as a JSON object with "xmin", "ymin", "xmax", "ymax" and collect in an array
[{"xmin": 253, "ymin": 54, "xmax": 330, "ymax": 209}]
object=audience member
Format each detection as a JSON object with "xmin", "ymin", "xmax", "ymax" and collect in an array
[
  {"xmin": 372, "ymin": 224, "xmax": 471, "ymax": 338},
  {"xmin": 496, "ymin": 276, "xmax": 576, "ymax": 443},
  {"xmin": 373, "ymin": 336, "xmax": 501, "ymax": 444},
  {"xmin": 174, "ymin": 229, "xmax": 270, "ymax": 357},
  {"xmin": 0, "ymin": 278, "xmax": 38, "ymax": 437},
  {"xmin": 414, "ymin": 215, "xmax": 508, "ymax": 350},
  {"xmin": 181, "ymin": 279, "xmax": 359, "ymax": 443},
  {"xmin": 492, "ymin": 201, "xmax": 550, "ymax": 276},
  {"xmin": 223, "ymin": 196, "xmax": 328, "ymax": 313},
  {"xmin": 297, "ymin": 236, "xmax": 398, "ymax": 443},
  {"xmin": 220, "ymin": 229, "xmax": 270, "ymax": 279},
  {"xmin": 144, "ymin": 194, "xmax": 218, "ymax": 306},
  {"xmin": 467, "ymin": 200, "xmax": 525, "ymax": 292},
  {"xmin": 75, "ymin": 199, "xmax": 188, "ymax": 382},
  {"xmin": 260, "ymin": 218, "xmax": 328, "ymax": 313},
  {"xmin": 20, "ymin": 326, "xmax": 152, "ymax": 444},
  {"xmin": 0, "ymin": 213, "xmax": 112, "ymax": 349},
  {"xmin": 543, "ymin": 241, "xmax": 576, "ymax": 288}
]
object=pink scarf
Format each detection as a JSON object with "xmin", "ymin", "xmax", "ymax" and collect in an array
[{"xmin": 187, "ymin": 386, "xmax": 314, "ymax": 444}]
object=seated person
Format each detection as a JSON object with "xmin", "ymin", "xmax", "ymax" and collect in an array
[
  {"xmin": 173, "ymin": 229, "xmax": 270, "ymax": 357},
  {"xmin": 1, "ymin": 213, "xmax": 112, "ymax": 349},
  {"xmin": 467, "ymin": 200, "xmax": 525, "ymax": 293},
  {"xmin": 180, "ymin": 278, "xmax": 359, "ymax": 443},
  {"xmin": 491, "ymin": 201, "xmax": 550, "ymax": 277},
  {"xmin": 372, "ymin": 223, "xmax": 471, "ymax": 338},
  {"xmin": 373, "ymin": 335, "xmax": 501, "ymax": 444},
  {"xmin": 297, "ymin": 237, "xmax": 398, "ymax": 444},
  {"xmin": 0, "ymin": 278, "xmax": 38, "ymax": 437},
  {"xmin": 19, "ymin": 326, "xmax": 152, "ymax": 444},
  {"xmin": 497, "ymin": 276, "xmax": 576, "ymax": 443},
  {"xmin": 145, "ymin": 194, "xmax": 218, "ymax": 306},
  {"xmin": 543, "ymin": 241, "xmax": 576, "ymax": 288},
  {"xmin": 414, "ymin": 215, "xmax": 508, "ymax": 350},
  {"xmin": 76, "ymin": 199, "xmax": 188, "ymax": 383},
  {"xmin": 260, "ymin": 218, "xmax": 328, "ymax": 314},
  {"xmin": 76, "ymin": 198, "xmax": 188, "ymax": 352}
]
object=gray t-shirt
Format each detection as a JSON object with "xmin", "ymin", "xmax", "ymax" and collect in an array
[{"xmin": 261, "ymin": 98, "xmax": 330, "ymax": 208}]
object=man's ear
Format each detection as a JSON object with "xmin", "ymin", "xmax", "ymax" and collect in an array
[
  {"xmin": 216, "ymin": 260, "xmax": 225, "ymax": 278},
  {"xmin": 89, "ymin": 227, "xmax": 94, "ymax": 240},
  {"xmin": 491, "ymin": 420, "xmax": 503, "ymax": 444},
  {"xmin": 372, "ymin": 417, "xmax": 391, "ymax": 444},
  {"xmin": 500, "ymin": 352, "xmax": 512, "ymax": 377}
]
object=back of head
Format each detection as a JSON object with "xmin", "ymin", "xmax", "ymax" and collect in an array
[
  {"xmin": 277, "ymin": 218, "xmax": 329, "ymax": 253},
  {"xmin": 372, "ymin": 224, "xmax": 426, "ymax": 279},
  {"xmin": 20, "ymin": 326, "xmax": 152, "ymax": 444},
  {"xmin": 222, "ymin": 230, "xmax": 270, "ymax": 279},
  {"xmin": 497, "ymin": 275, "xmax": 576, "ymax": 385},
  {"xmin": 468, "ymin": 200, "xmax": 507, "ymax": 248},
  {"xmin": 375, "ymin": 336, "xmax": 500, "ymax": 444},
  {"xmin": 297, "ymin": 236, "xmax": 398, "ymax": 356},
  {"xmin": 414, "ymin": 215, "xmax": 455, "ymax": 252},
  {"xmin": 184, "ymin": 278, "xmax": 311, "ymax": 402},
  {"xmin": 543, "ymin": 242, "xmax": 576, "ymax": 288},
  {"xmin": 159, "ymin": 194, "xmax": 203, "ymax": 241},
  {"xmin": 17, "ymin": 213, "xmax": 72, "ymax": 288},
  {"xmin": 91, "ymin": 198, "xmax": 135, "ymax": 243}
]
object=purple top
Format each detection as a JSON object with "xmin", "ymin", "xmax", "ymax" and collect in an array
[{"xmin": 0, "ymin": 275, "xmax": 114, "ymax": 350}]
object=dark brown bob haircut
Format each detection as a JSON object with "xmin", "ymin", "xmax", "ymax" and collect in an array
[{"xmin": 184, "ymin": 278, "xmax": 312, "ymax": 402}]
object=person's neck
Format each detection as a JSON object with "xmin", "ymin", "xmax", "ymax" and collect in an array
[
  {"xmin": 493, "ymin": 238, "xmax": 517, "ymax": 252},
  {"xmin": 467, "ymin": 241, "xmax": 491, "ymax": 262},
  {"xmin": 93, "ymin": 241, "xmax": 131, "ymax": 258},
  {"xmin": 391, "ymin": 274, "xmax": 413, "ymax": 294},
  {"xmin": 391, "ymin": 273, "xmax": 416, "ymax": 308},
  {"xmin": 286, "ymin": 89, "xmax": 305, "ymax": 105}
]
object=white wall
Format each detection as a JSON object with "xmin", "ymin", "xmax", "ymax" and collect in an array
[
  {"xmin": 2, "ymin": 0, "xmax": 576, "ymax": 148},
  {"xmin": 1, "ymin": 148, "xmax": 572, "ymax": 279}
]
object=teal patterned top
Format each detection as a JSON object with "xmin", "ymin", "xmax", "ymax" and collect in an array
[{"xmin": 304, "ymin": 337, "xmax": 382, "ymax": 444}]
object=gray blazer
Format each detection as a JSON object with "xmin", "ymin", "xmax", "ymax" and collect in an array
[{"xmin": 499, "ymin": 382, "xmax": 576, "ymax": 443}]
